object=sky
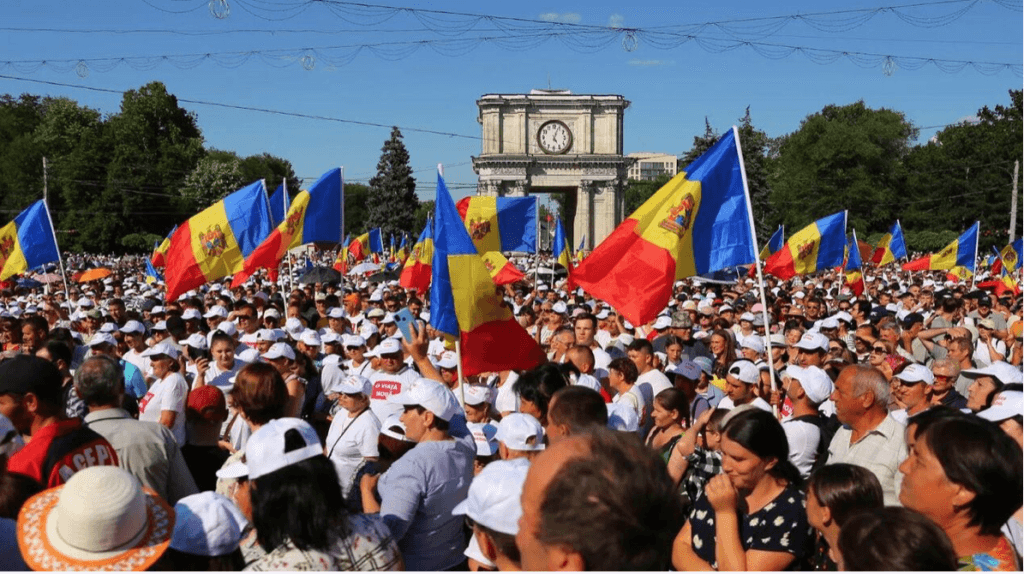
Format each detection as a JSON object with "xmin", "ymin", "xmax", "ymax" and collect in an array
[{"xmin": 1, "ymin": 0, "xmax": 1020, "ymax": 211}]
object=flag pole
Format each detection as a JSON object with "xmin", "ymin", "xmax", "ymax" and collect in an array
[
  {"xmin": 338, "ymin": 168, "xmax": 345, "ymax": 301},
  {"xmin": 971, "ymin": 221, "xmax": 980, "ymax": 290},
  {"xmin": 41, "ymin": 192, "xmax": 72, "ymax": 307},
  {"xmin": 732, "ymin": 126, "xmax": 779, "ymax": 414},
  {"xmin": 534, "ymin": 196, "xmax": 540, "ymax": 293}
]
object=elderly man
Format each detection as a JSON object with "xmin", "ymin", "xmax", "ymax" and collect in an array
[
  {"xmin": 78, "ymin": 355, "xmax": 197, "ymax": 504},
  {"xmin": 826, "ymin": 365, "xmax": 907, "ymax": 506}
]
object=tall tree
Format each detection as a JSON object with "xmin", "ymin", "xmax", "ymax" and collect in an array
[
  {"xmin": 0, "ymin": 95, "xmax": 45, "ymax": 217},
  {"xmin": 179, "ymin": 150, "xmax": 246, "ymax": 211},
  {"xmin": 239, "ymin": 152, "xmax": 299, "ymax": 198},
  {"xmin": 344, "ymin": 183, "xmax": 370, "ymax": 235},
  {"xmin": 366, "ymin": 127, "xmax": 417, "ymax": 238},
  {"xmin": 735, "ymin": 107, "xmax": 775, "ymax": 243}
]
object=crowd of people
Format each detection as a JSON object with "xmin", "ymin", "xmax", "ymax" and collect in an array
[{"xmin": 0, "ymin": 250, "xmax": 1020, "ymax": 571}]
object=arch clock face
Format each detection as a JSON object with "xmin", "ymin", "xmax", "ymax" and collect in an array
[{"xmin": 537, "ymin": 120, "xmax": 573, "ymax": 154}]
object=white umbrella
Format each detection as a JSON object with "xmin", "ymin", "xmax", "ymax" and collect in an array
[{"xmin": 349, "ymin": 262, "xmax": 381, "ymax": 275}]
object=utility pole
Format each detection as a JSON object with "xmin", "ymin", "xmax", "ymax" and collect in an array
[
  {"xmin": 42, "ymin": 157, "xmax": 48, "ymax": 200},
  {"xmin": 1010, "ymin": 160, "xmax": 1019, "ymax": 243}
]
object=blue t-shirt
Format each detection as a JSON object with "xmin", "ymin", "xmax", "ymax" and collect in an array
[
  {"xmin": 378, "ymin": 438, "xmax": 475, "ymax": 571},
  {"xmin": 120, "ymin": 359, "xmax": 147, "ymax": 399}
]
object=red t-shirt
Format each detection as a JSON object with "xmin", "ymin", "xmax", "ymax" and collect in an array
[{"xmin": 7, "ymin": 418, "xmax": 119, "ymax": 487}]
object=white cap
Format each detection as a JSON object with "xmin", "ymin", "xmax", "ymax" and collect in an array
[
  {"xmin": 262, "ymin": 342, "xmax": 295, "ymax": 361},
  {"xmin": 377, "ymin": 338, "xmax": 402, "ymax": 355},
  {"xmin": 119, "ymin": 320, "xmax": 145, "ymax": 334},
  {"xmin": 169, "ymin": 492, "xmax": 248, "ymax": 557},
  {"xmin": 335, "ymin": 374, "xmax": 372, "ymax": 396},
  {"xmin": 321, "ymin": 332, "xmax": 342, "ymax": 345},
  {"xmin": 462, "ymin": 384, "xmax": 493, "ymax": 407},
  {"xmin": 496, "ymin": 413, "xmax": 545, "ymax": 451},
  {"xmin": 551, "ymin": 301, "xmax": 567, "ymax": 315},
  {"xmin": 652, "ymin": 315, "xmax": 672, "ymax": 330},
  {"xmin": 140, "ymin": 341, "xmax": 180, "ymax": 360},
  {"xmin": 236, "ymin": 348, "xmax": 260, "ymax": 364},
  {"xmin": 468, "ymin": 422, "xmax": 499, "ymax": 457},
  {"xmin": 241, "ymin": 418, "xmax": 323, "ymax": 480},
  {"xmin": 768, "ymin": 333, "xmax": 788, "ymax": 348},
  {"xmin": 88, "ymin": 333, "xmax": 117, "ymax": 348},
  {"xmin": 151, "ymin": 320, "xmax": 168, "ymax": 331},
  {"xmin": 185, "ymin": 333, "xmax": 209, "ymax": 350},
  {"xmin": 452, "ymin": 459, "xmax": 530, "ymax": 535},
  {"xmin": 327, "ymin": 307, "xmax": 346, "ymax": 319},
  {"xmin": 255, "ymin": 329, "xmax": 278, "ymax": 343},
  {"xmin": 740, "ymin": 312, "xmax": 756, "ymax": 323},
  {"xmin": 727, "ymin": 360, "xmax": 760, "ymax": 384},
  {"xmin": 98, "ymin": 322, "xmax": 118, "ymax": 334},
  {"xmin": 820, "ymin": 317, "xmax": 839, "ymax": 330},
  {"xmin": 215, "ymin": 320, "xmax": 237, "ymax": 337},
  {"xmin": 382, "ymin": 313, "xmax": 396, "ymax": 325},
  {"xmin": 785, "ymin": 365, "xmax": 834, "ymax": 404},
  {"xmin": 345, "ymin": 335, "xmax": 366, "ymax": 348},
  {"xmin": 795, "ymin": 332, "xmax": 830, "ymax": 352},
  {"xmin": 606, "ymin": 402, "xmax": 639, "ymax": 432},
  {"xmin": 961, "ymin": 361, "xmax": 1023, "ymax": 386},
  {"xmin": 977, "ymin": 391, "xmax": 1023, "ymax": 423},
  {"xmin": 263, "ymin": 308, "xmax": 281, "ymax": 319},
  {"xmin": 435, "ymin": 351, "xmax": 458, "ymax": 370},
  {"xmin": 895, "ymin": 363, "xmax": 935, "ymax": 386},
  {"xmin": 204, "ymin": 305, "xmax": 228, "ymax": 319},
  {"xmin": 389, "ymin": 378, "xmax": 461, "ymax": 421},
  {"xmin": 284, "ymin": 317, "xmax": 304, "ymax": 336},
  {"xmin": 360, "ymin": 323, "xmax": 379, "ymax": 338},
  {"xmin": 182, "ymin": 309, "xmax": 202, "ymax": 321},
  {"xmin": 299, "ymin": 330, "xmax": 321, "ymax": 347},
  {"xmin": 379, "ymin": 413, "xmax": 413, "ymax": 442},
  {"xmin": 740, "ymin": 335, "xmax": 764, "ymax": 355}
]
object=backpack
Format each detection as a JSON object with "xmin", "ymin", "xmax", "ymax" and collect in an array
[{"xmin": 790, "ymin": 412, "xmax": 841, "ymax": 474}]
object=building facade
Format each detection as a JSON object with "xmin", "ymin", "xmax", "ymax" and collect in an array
[{"xmin": 626, "ymin": 152, "xmax": 679, "ymax": 181}]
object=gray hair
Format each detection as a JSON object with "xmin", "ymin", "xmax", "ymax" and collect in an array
[
  {"xmin": 74, "ymin": 355, "xmax": 124, "ymax": 407},
  {"xmin": 930, "ymin": 358, "xmax": 961, "ymax": 379},
  {"xmin": 850, "ymin": 365, "xmax": 890, "ymax": 408}
]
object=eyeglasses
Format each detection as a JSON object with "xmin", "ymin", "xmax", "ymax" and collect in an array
[
  {"xmin": 828, "ymin": 347, "xmax": 844, "ymax": 354},
  {"xmin": 896, "ymin": 379, "xmax": 922, "ymax": 388},
  {"xmin": 236, "ymin": 315, "xmax": 253, "ymax": 321},
  {"xmin": 933, "ymin": 374, "xmax": 954, "ymax": 380},
  {"xmin": 871, "ymin": 346, "xmax": 888, "ymax": 354}
]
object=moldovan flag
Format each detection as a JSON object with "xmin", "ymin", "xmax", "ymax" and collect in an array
[
  {"xmin": 164, "ymin": 180, "xmax": 274, "ymax": 301},
  {"xmin": 269, "ymin": 182, "xmax": 290, "ymax": 227},
  {"xmin": 400, "ymin": 219, "xmax": 434, "ymax": 293},
  {"xmin": 231, "ymin": 168, "xmax": 343, "ymax": 288},
  {"xmin": 991, "ymin": 239, "xmax": 1023, "ymax": 275},
  {"xmin": 332, "ymin": 233, "xmax": 351, "ymax": 272},
  {"xmin": 346, "ymin": 232, "xmax": 371, "ymax": 263},
  {"xmin": 0, "ymin": 200, "xmax": 61, "ymax": 281},
  {"xmin": 903, "ymin": 222, "xmax": 979, "ymax": 273},
  {"xmin": 980, "ymin": 246, "xmax": 1021, "ymax": 296},
  {"xmin": 430, "ymin": 173, "xmax": 545, "ymax": 376},
  {"xmin": 760, "ymin": 225, "xmax": 785, "ymax": 260},
  {"xmin": 872, "ymin": 220, "xmax": 908, "ymax": 265},
  {"xmin": 844, "ymin": 230, "xmax": 865, "ymax": 296},
  {"xmin": 553, "ymin": 217, "xmax": 574, "ymax": 291},
  {"xmin": 455, "ymin": 196, "xmax": 535, "ymax": 285},
  {"xmin": 150, "ymin": 225, "xmax": 176, "ymax": 268},
  {"xmin": 574, "ymin": 127, "xmax": 756, "ymax": 326},
  {"xmin": 763, "ymin": 211, "xmax": 847, "ymax": 281}
]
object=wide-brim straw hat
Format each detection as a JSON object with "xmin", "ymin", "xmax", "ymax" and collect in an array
[{"xmin": 17, "ymin": 466, "xmax": 174, "ymax": 571}]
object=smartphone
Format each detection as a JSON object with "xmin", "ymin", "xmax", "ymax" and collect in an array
[{"xmin": 394, "ymin": 308, "xmax": 423, "ymax": 343}]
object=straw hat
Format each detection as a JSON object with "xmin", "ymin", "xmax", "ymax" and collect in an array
[{"xmin": 17, "ymin": 466, "xmax": 174, "ymax": 571}]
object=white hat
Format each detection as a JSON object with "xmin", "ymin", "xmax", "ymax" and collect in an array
[
  {"xmin": 379, "ymin": 413, "xmax": 413, "ymax": 442},
  {"xmin": 327, "ymin": 307, "xmax": 346, "ymax": 319},
  {"xmin": 669, "ymin": 360, "xmax": 702, "ymax": 380},
  {"xmin": 181, "ymin": 309, "xmax": 202, "ymax": 321},
  {"xmin": 366, "ymin": 308, "xmax": 385, "ymax": 319},
  {"xmin": 820, "ymin": 317, "xmax": 839, "ymax": 330},
  {"xmin": 255, "ymin": 329, "xmax": 278, "ymax": 343},
  {"xmin": 204, "ymin": 305, "xmax": 228, "ymax": 319},
  {"xmin": 151, "ymin": 320, "xmax": 168, "ymax": 331},
  {"xmin": 768, "ymin": 333, "xmax": 788, "ymax": 348},
  {"xmin": 299, "ymin": 330, "xmax": 321, "ymax": 347},
  {"xmin": 321, "ymin": 332, "xmax": 342, "ymax": 345},
  {"xmin": 389, "ymin": 378, "xmax": 461, "ymax": 422},
  {"xmin": 262, "ymin": 342, "xmax": 295, "ymax": 361},
  {"xmin": 496, "ymin": 413, "xmax": 545, "ymax": 451},
  {"xmin": 263, "ymin": 308, "xmax": 281, "ymax": 319},
  {"xmin": 977, "ymin": 391, "xmax": 1023, "ymax": 423},
  {"xmin": 381, "ymin": 313, "xmax": 396, "ymax": 325},
  {"xmin": 727, "ymin": 360, "xmax": 760, "ymax": 384},
  {"xmin": 345, "ymin": 335, "xmax": 366, "ymax": 348},
  {"xmin": 214, "ymin": 320, "xmax": 237, "ymax": 337},
  {"xmin": 169, "ymin": 492, "xmax": 248, "ymax": 557},
  {"xmin": 452, "ymin": 459, "xmax": 529, "ymax": 535},
  {"xmin": 377, "ymin": 338, "xmax": 402, "ymax": 356},
  {"xmin": 462, "ymin": 385, "xmax": 493, "ymax": 407},
  {"xmin": 795, "ymin": 332, "xmax": 830, "ymax": 352},
  {"xmin": 551, "ymin": 301, "xmax": 567, "ymax": 315},
  {"xmin": 76, "ymin": 297, "xmax": 94, "ymax": 308},
  {"xmin": 88, "ymin": 333, "xmax": 117, "ymax": 348},
  {"xmin": 895, "ymin": 363, "xmax": 935, "ymax": 386},
  {"xmin": 284, "ymin": 317, "xmax": 304, "ymax": 336},
  {"xmin": 961, "ymin": 361, "xmax": 1023, "ymax": 386},
  {"xmin": 740, "ymin": 312, "xmax": 756, "ymax": 323},
  {"xmin": 239, "ymin": 418, "xmax": 324, "ymax": 480},
  {"xmin": 468, "ymin": 422, "xmax": 499, "ymax": 457},
  {"xmin": 335, "ymin": 374, "xmax": 372, "ymax": 396},
  {"xmin": 236, "ymin": 348, "xmax": 260, "ymax": 364},
  {"xmin": 739, "ymin": 335, "xmax": 764, "ymax": 355},
  {"xmin": 435, "ymin": 350, "xmax": 458, "ymax": 370},
  {"xmin": 652, "ymin": 315, "xmax": 672, "ymax": 330},
  {"xmin": 98, "ymin": 322, "xmax": 118, "ymax": 334},
  {"xmin": 141, "ymin": 341, "xmax": 180, "ymax": 360},
  {"xmin": 185, "ymin": 333, "xmax": 209, "ymax": 350},
  {"xmin": 785, "ymin": 365, "xmax": 834, "ymax": 404},
  {"xmin": 606, "ymin": 402, "xmax": 639, "ymax": 432},
  {"xmin": 359, "ymin": 322, "xmax": 379, "ymax": 338},
  {"xmin": 119, "ymin": 320, "xmax": 145, "ymax": 335}
]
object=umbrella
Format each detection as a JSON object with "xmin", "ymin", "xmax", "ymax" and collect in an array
[
  {"xmin": 349, "ymin": 262, "xmax": 381, "ymax": 275},
  {"xmin": 76, "ymin": 268, "xmax": 112, "ymax": 283},
  {"xmin": 297, "ymin": 266, "xmax": 341, "ymax": 285},
  {"xmin": 33, "ymin": 273, "xmax": 63, "ymax": 284},
  {"xmin": 367, "ymin": 269, "xmax": 400, "ymax": 283},
  {"xmin": 17, "ymin": 277, "xmax": 42, "ymax": 289}
]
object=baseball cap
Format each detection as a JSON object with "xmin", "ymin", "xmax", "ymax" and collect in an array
[
  {"xmin": 203, "ymin": 305, "xmax": 228, "ymax": 319},
  {"xmin": 795, "ymin": 332, "xmax": 829, "ymax": 352},
  {"xmin": 462, "ymin": 384, "xmax": 493, "ymax": 407},
  {"xmin": 141, "ymin": 342, "xmax": 180, "ymax": 360},
  {"xmin": 184, "ymin": 333, "xmax": 208, "ymax": 350},
  {"xmin": 652, "ymin": 315, "xmax": 672, "ymax": 330},
  {"xmin": 785, "ymin": 365, "xmax": 833, "ymax": 404},
  {"xmin": 255, "ymin": 329, "xmax": 278, "ymax": 343},
  {"xmin": 977, "ymin": 391, "xmax": 1023, "ymax": 423},
  {"xmin": 468, "ymin": 422, "xmax": 499, "ymax": 457},
  {"xmin": 284, "ymin": 318, "xmax": 304, "ymax": 336},
  {"xmin": 901, "ymin": 313, "xmax": 925, "ymax": 328},
  {"xmin": 119, "ymin": 320, "xmax": 145, "ymax": 335},
  {"xmin": 978, "ymin": 318, "xmax": 997, "ymax": 330},
  {"xmin": 88, "ymin": 333, "xmax": 117, "ymax": 348},
  {"xmin": 327, "ymin": 307, "xmax": 346, "ymax": 319},
  {"xmin": 215, "ymin": 321, "xmax": 237, "ymax": 337},
  {"xmin": 366, "ymin": 308, "xmax": 385, "ymax": 319},
  {"xmin": 335, "ymin": 375, "xmax": 372, "ymax": 396},
  {"xmin": 187, "ymin": 386, "xmax": 228, "ymax": 422},
  {"xmin": 768, "ymin": 333, "xmax": 788, "ymax": 348},
  {"xmin": 435, "ymin": 351, "xmax": 458, "ymax": 370},
  {"xmin": 669, "ymin": 360, "xmax": 701, "ymax": 381},
  {"xmin": 452, "ymin": 459, "xmax": 530, "ymax": 535},
  {"xmin": 740, "ymin": 312, "xmax": 756, "ymax": 323},
  {"xmin": 379, "ymin": 413, "xmax": 413, "ymax": 442},
  {"xmin": 345, "ymin": 335, "xmax": 366, "ymax": 348},
  {"xmin": 299, "ymin": 330, "xmax": 322, "ymax": 347},
  {"xmin": 0, "ymin": 355, "xmax": 63, "ymax": 406},
  {"xmin": 692, "ymin": 356, "xmax": 714, "ymax": 376},
  {"xmin": 169, "ymin": 492, "xmax": 248, "ymax": 557},
  {"xmin": 389, "ymin": 378, "xmax": 461, "ymax": 422},
  {"xmin": 727, "ymin": 360, "xmax": 760, "ymax": 384},
  {"xmin": 495, "ymin": 413, "xmax": 545, "ymax": 452},
  {"xmin": 377, "ymin": 338, "xmax": 402, "ymax": 356},
  {"xmin": 671, "ymin": 311, "xmax": 693, "ymax": 329},
  {"xmin": 961, "ymin": 361, "xmax": 1023, "ymax": 386},
  {"xmin": 242, "ymin": 418, "xmax": 324, "ymax": 480},
  {"xmin": 894, "ymin": 363, "xmax": 935, "ymax": 386},
  {"xmin": 181, "ymin": 309, "xmax": 202, "ymax": 321},
  {"xmin": 262, "ymin": 342, "xmax": 295, "ymax": 361},
  {"xmin": 739, "ymin": 335, "xmax": 764, "ymax": 354},
  {"xmin": 151, "ymin": 320, "xmax": 168, "ymax": 331}
]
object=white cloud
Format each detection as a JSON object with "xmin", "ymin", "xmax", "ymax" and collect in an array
[
  {"xmin": 539, "ymin": 12, "xmax": 581, "ymax": 23},
  {"xmin": 608, "ymin": 13, "xmax": 625, "ymax": 28},
  {"xmin": 628, "ymin": 59, "xmax": 674, "ymax": 67}
]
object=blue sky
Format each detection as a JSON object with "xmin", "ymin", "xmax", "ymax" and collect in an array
[{"xmin": 1, "ymin": 0, "xmax": 1020, "ymax": 207}]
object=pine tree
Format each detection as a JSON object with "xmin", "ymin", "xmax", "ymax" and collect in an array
[{"xmin": 366, "ymin": 127, "xmax": 417, "ymax": 239}]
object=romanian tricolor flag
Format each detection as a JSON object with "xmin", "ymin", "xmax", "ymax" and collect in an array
[
  {"xmin": 430, "ymin": 174, "xmax": 545, "ymax": 376},
  {"xmin": 230, "ymin": 168, "xmax": 343, "ymax": 288},
  {"xmin": 0, "ymin": 200, "xmax": 61, "ymax": 282},
  {"xmin": 844, "ymin": 230, "xmax": 865, "ymax": 296},
  {"xmin": 871, "ymin": 220, "xmax": 908, "ymax": 266},
  {"xmin": 903, "ymin": 222, "xmax": 979, "ymax": 274},
  {"xmin": 164, "ymin": 181, "xmax": 274, "ymax": 301},
  {"xmin": 553, "ymin": 217, "xmax": 574, "ymax": 291},
  {"xmin": 269, "ymin": 182, "xmax": 290, "ymax": 227},
  {"xmin": 574, "ymin": 127, "xmax": 756, "ymax": 326},
  {"xmin": 763, "ymin": 211, "xmax": 847, "ymax": 281},
  {"xmin": 150, "ymin": 225, "xmax": 176, "ymax": 268},
  {"xmin": 760, "ymin": 225, "xmax": 785, "ymax": 260},
  {"xmin": 455, "ymin": 196, "xmax": 535, "ymax": 285},
  {"xmin": 400, "ymin": 219, "xmax": 433, "ymax": 293}
]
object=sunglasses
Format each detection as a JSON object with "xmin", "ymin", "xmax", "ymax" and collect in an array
[
  {"xmin": 871, "ymin": 346, "xmax": 888, "ymax": 353},
  {"xmin": 828, "ymin": 346, "xmax": 844, "ymax": 353}
]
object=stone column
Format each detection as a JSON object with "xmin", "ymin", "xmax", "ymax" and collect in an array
[
  {"xmin": 592, "ymin": 180, "xmax": 618, "ymax": 245},
  {"xmin": 506, "ymin": 181, "xmax": 528, "ymax": 197},
  {"xmin": 477, "ymin": 180, "xmax": 501, "ymax": 197},
  {"xmin": 575, "ymin": 180, "xmax": 594, "ymax": 251}
]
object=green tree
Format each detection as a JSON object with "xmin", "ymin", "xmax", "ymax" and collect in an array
[
  {"xmin": 735, "ymin": 108, "xmax": 775, "ymax": 242},
  {"xmin": 623, "ymin": 174, "xmax": 672, "ymax": 215},
  {"xmin": 179, "ymin": 150, "xmax": 245, "ymax": 211},
  {"xmin": 344, "ymin": 183, "xmax": 370, "ymax": 235},
  {"xmin": 413, "ymin": 200, "xmax": 434, "ymax": 236},
  {"xmin": 769, "ymin": 101, "xmax": 917, "ymax": 236},
  {"xmin": 0, "ymin": 95, "xmax": 45, "ymax": 217},
  {"xmin": 239, "ymin": 152, "xmax": 299, "ymax": 197},
  {"xmin": 680, "ymin": 118, "xmax": 719, "ymax": 168},
  {"xmin": 366, "ymin": 127, "xmax": 417, "ymax": 238}
]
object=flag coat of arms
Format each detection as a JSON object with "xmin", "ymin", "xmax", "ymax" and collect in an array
[
  {"xmin": 400, "ymin": 219, "xmax": 434, "ymax": 293},
  {"xmin": 573, "ymin": 127, "xmax": 756, "ymax": 326},
  {"xmin": 0, "ymin": 200, "xmax": 61, "ymax": 281},
  {"xmin": 763, "ymin": 211, "xmax": 847, "ymax": 280},
  {"xmin": 903, "ymin": 222, "xmax": 979, "ymax": 273},
  {"xmin": 455, "ymin": 196, "xmax": 535, "ymax": 285}
]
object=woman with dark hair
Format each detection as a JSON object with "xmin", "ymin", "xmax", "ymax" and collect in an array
[
  {"xmin": 215, "ymin": 362, "xmax": 289, "ymax": 492},
  {"xmin": 899, "ymin": 414, "xmax": 1022, "ymax": 570},
  {"xmin": 241, "ymin": 418, "xmax": 402, "ymax": 570},
  {"xmin": 804, "ymin": 463, "xmax": 884, "ymax": 570},
  {"xmin": 837, "ymin": 507, "xmax": 958, "ymax": 571},
  {"xmin": 513, "ymin": 363, "xmax": 568, "ymax": 427},
  {"xmin": 0, "ymin": 316, "xmax": 20, "ymax": 353},
  {"xmin": 646, "ymin": 388, "xmax": 688, "ymax": 463},
  {"xmin": 673, "ymin": 408, "xmax": 810, "ymax": 571},
  {"xmin": 708, "ymin": 329, "xmax": 737, "ymax": 381}
]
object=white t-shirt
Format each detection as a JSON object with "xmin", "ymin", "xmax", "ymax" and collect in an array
[
  {"xmin": 717, "ymin": 395, "xmax": 773, "ymax": 413},
  {"xmin": 636, "ymin": 369, "xmax": 673, "ymax": 407},
  {"xmin": 139, "ymin": 372, "xmax": 188, "ymax": 446},
  {"xmin": 574, "ymin": 373, "xmax": 603, "ymax": 393},
  {"xmin": 612, "ymin": 385, "xmax": 647, "ymax": 428},
  {"xmin": 325, "ymin": 409, "xmax": 381, "ymax": 498},
  {"xmin": 495, "ymin": 372, "xmax": 520, "ymax": 414},
  {"xmin": 782, "ymin": 417, "xmax": 821, "ymax": 478},
  {"xmin": 201, "ymin": 362, "xmax": 241, "ymax": 395},
  {"xmin": 345, "ymin": 359, "xmax": 374, "ymax": 379},
  {"xmin": 368, "ymin": 367, "xmax": 421, "ymax": 422},
  {"xmin": 122, "ymin": 349, "xmax": 151, "ymax": 378},
  {"xmin": 973, "ymin": 339, "xmax": 1006, "ymax": 368},
  {"xmin": 592, "ymin": 346, "xmax": 612, "ymax": 371}
]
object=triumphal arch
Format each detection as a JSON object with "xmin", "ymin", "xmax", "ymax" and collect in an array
[{"xmin": 471, "ymin": 90, "xmax": 633, "ymax": 251}]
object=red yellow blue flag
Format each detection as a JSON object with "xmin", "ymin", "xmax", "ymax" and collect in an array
[
  {"xmin": 872, "ymin": 220, "xmax": 908, "ymax": 265},
  {"xmin": 150, "ymin": 225, "xmax": 176, "ymax": 268},
  {"xmin": 164, "ymin": 180, "xmax": 274, "ymax": 301},
  {"xmin": 430, "ymin": 174, "xmax": 545, "ymax": 376},
  {"xmin": 400, "ymin": 218, "xmax": 434, "ymax": 294},
  {"xmin": 0, "ymin": 200, "xmax": 61, "ymax": 281},
  {"xmin": 553, "ymin": 217, "xmax": 574, "ymax": 291},
  {"xmin": 455, "ymin": 196, "xmax": 535, "ymax": 285},
  {"xmin": 760, "ymin": 225, "xmax": 785, "ymax": 260},
  {"xmin": 269, "ymin": 182, "xmax": 290, "ymax": 228},
  {"xmin": 903, "ymin": 222, "xmax": 979, "ymax": 273},
  {"xmin": 763, "ymin": 211, "xmax": 847, "ymax": 280},
  {"xmin": 844, "ymin": 230, "xmax": 865, "ymax": 296},
  {"xmin": 332, "ymin": 233, "xmax": 352, "ymax": 273}
]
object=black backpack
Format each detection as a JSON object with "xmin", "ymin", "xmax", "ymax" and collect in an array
[{"xmin": 790, "ymin": 412, "xmax": 841, "ymax": 474}]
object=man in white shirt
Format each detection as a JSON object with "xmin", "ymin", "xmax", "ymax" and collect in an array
[
  {"xmin": 781, "ymin": 365, "xmax": 833, "ymax": 477},
  {"xmin": 575, "ymin": 313, "xmax": 611, "ymax": 375},
  {"xmin": 626, "ymin": 339, "xmax": 672, "ymax": 429},
  {"xmin": 716, "ymin": 359, "xmax": 772, "ymax": 412},
  {"xmin": 368, "ymin": 338, "xmax": 420, "ymax": 421}
]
